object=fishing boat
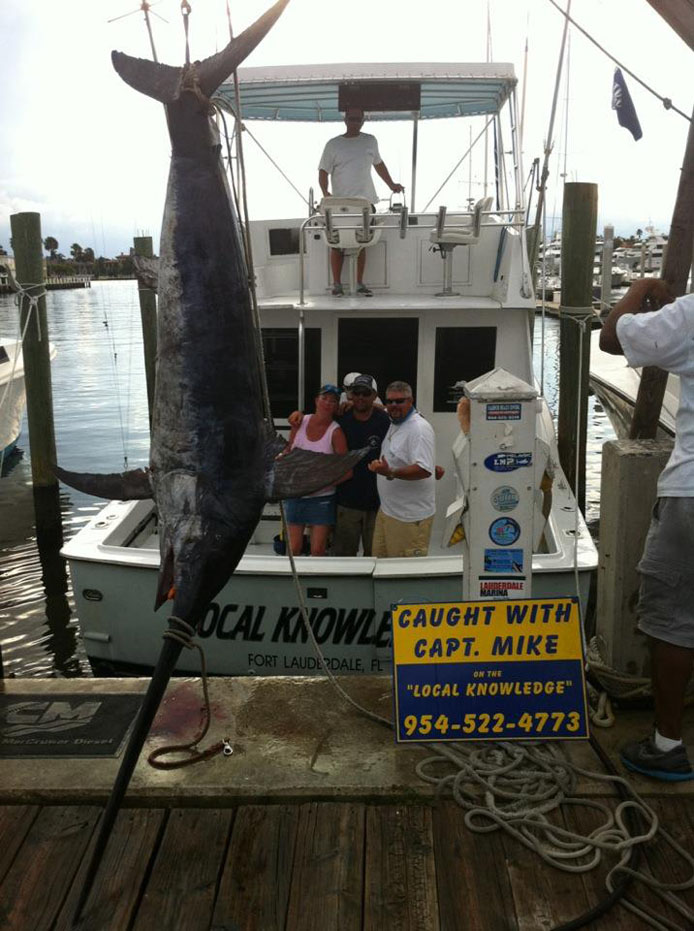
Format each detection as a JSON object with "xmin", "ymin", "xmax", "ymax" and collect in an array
[
  {"xmin": 0, "ymin": 339, "xmax": 57, "ymax": 462},
  {"xmin": 61, "ymin": 62, "xmax": 598, "ymax": 676}
]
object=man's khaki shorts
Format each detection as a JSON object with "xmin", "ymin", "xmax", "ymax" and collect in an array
[{"xmin": 371, "ymin": 510, "xmax": 433, "ymax": 558}]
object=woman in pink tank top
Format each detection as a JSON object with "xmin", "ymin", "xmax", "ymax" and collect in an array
[{"xmin": 285, "ymin": 385, "xmax": 351, "ymax": 556}]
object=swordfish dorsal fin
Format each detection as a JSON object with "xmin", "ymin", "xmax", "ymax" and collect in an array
[
  {"xmin": 265, "ymin": 447, "xmax": 369, "ymax": 503},
  {"xmin": 55, "ymin": 465, "xmax": 152, "ymax": 500},
  {"xmin": 111, "ymin": 0, "xmax": 290, "ymax": 102}
]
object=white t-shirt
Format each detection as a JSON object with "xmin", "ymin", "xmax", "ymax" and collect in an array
[
  {"xmin": 377, "ymin": 411, "xmax": 436, "ymax": 521},
  {"xmin": 318, "ymin": 132, "xmax": 382, "ymax": 203},
  {"xmin": 616, "ymin": 292, "xmax": 694, "ymax": 497}
]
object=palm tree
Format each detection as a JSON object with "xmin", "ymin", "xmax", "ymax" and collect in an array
[
  {"xmin": 70, "ymin": 243, "xmax": 83, "ymax": 261},
  {"xmin": 44, "ymin": 236, "xmax": 59, "ymax": 260}
]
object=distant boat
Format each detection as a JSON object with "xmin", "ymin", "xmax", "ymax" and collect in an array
[
  {"xmin": 0, "ymin": 339, "xmax": 57, "ymax": 461},
  {"xmin": 589, "ymin": 339, "xmax": 677, "ymax": 440}
]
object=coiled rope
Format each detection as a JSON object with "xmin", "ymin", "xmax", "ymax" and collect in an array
[{"xmin": 416, "ymin": 739, "xmax": 694, "ymax": 929}]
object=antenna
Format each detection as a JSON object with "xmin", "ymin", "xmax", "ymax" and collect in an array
[{"xmin": 107, "ymin": 1, "xmax": 168, "ymax": 62}]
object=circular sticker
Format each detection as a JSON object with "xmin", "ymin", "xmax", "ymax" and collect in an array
[
  {"xmin": 489, "ymin": 517, "xmax": 521, "ymax": 546},
  {"xmin": 490, "ymin": 485, "xmax": 520, "ymax": 512}
]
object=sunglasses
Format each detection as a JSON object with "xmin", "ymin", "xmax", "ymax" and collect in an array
[
  {"xmin": 386, "ymin": 397, "xmax": 410, "ymax": 405},
  {"xmin": 351, "ymin": 388, "xmax": 372, "ymax": 397}
]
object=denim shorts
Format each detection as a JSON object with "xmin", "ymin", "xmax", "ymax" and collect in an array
[
  {"xmin": 285, "ymin": 494, "xmax": 336, "ymax": 526},
  {"xmin": 637, "ymin": 497, "xmax": 694, "ymax": 648}
]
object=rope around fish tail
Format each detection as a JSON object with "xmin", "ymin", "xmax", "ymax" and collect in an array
[{"xmin": 147, "ymin": 617, "xmax": 232, "ymax": 768}]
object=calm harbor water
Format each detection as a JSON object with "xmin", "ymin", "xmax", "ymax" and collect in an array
[{"xmin": 0, "ymin": 280, "xmax": 614, "ymax": 678}]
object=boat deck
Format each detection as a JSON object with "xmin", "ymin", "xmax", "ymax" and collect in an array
[{"xmin": 3, "ymin": 794, "xmax": 693, "ymax": 930}]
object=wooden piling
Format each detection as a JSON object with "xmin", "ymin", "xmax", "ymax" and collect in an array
[
  {"xmin": 629, "ymin": 105, "xmax": 694, "ymax": 440},
  {"xmin": 557, "ymin": 182, "xmax": 598, "ymax": 513},
  {"xmin": 9, "ymin": 212, "xmax": 58, "ymax": 488},
  {"xmin": 133, "ymin": 236, "xmax": 157, "ymax": 428}
]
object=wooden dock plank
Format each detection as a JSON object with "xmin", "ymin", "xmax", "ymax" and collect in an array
[
  {"xmin": 432, "ymin": 801, "xmax": 517, "ymax": 931},
  {"xmin": 55, "ymin": 807, "xmax": 165, "ymax": 931},
  {"xmin": 364, "ymin": 804, "xmax": 439, "ymax": 931},
  {"xmin": 285, "ymin": 802, "xmax": 365, "ymax": 931},
  {"xmin": 134, "ymin": 808, "xmax": 234, "ymax": 931},
  {"xmin": 212, "ymin": 804, "xmax": 299, "ymax": 931},
  {"xmin": 629, "ymin": 797, "xmax": 694, "ymax": 927},
  {"xmin": 0, "ymin": 806, "xmax": 39, "ymax": 884},
  {"xmin": 0, "ymin": 805, "xmax": 100, "ymax": 931},
  {"xmin": 502, "ymin": 807, "xmax": 592, "ymax": 931}
]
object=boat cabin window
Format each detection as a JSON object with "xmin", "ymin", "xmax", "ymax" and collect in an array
[
  {"xmin": 338, "ymin": 318, "xmax": 418, "ymax": 397},
  {"xmin": 268, "ymin": 227, "xmax": 300, "ymax": 256},
  {"xmin": 262, "ymin": 327, "xmax": 321, "ymax": 418},
  {"xmin": 433, "ymin": 327, "xmax": 497, "ymax": 412}
]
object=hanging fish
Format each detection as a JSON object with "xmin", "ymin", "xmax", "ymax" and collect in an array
[{"xmin": 60, "ymin": 1, "xmax": 365, "ymax": 920}]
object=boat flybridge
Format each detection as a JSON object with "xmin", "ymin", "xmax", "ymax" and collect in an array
[{"xmin": 62, "ymin": 63, "xmax": 598, "ymax": 676}]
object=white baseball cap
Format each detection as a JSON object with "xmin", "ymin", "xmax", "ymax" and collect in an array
[{"xmin": 342, "ymin": 372, "xmax": 361, "ymax": 389}]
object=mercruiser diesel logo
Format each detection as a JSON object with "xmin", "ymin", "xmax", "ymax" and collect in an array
[{"xmin": 3, "ymin": 700, "xmax": 102, "ymax": 737}]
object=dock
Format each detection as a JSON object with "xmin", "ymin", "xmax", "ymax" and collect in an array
[{"xmin": 1, "ymin": 676, "xmax": 694, "ymax": 929}]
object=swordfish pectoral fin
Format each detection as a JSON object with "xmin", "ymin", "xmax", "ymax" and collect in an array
[
  {"xmin": 265, "ymin": 447, "xmax": 368, "ymax": 503},
  {"xmin": 55, "ymin": 465, "xmax": 153, "ymax": 501}
]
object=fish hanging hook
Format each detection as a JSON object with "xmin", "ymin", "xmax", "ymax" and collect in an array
[{"xmin": 181, "ymin": 0, "xmax": 192, "ymax": 66}]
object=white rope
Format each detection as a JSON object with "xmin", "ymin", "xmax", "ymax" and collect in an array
[{"xmin": 417, "ymin": 739, "xmax": 694, "ymax": 928}]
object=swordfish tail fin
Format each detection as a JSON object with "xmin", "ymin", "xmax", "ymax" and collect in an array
[
  {"xmin": 54, "ymin": 465, "xmax": 152, "ymax": 501},
  {"xmin": 111, "ymin": 0, "xmax": 290, "ymax": 102}
]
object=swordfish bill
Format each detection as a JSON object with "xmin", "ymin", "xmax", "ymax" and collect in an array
[{"xmin": 69, "ymin": 1, "xmax": 366, "ymax": 922}]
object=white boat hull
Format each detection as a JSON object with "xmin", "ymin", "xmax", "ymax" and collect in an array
[{"xmin": 63, "ymin": 489, "xmax": 595, "ymax": 677}]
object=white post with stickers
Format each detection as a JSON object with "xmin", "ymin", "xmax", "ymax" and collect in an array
[{"xmin": 446, "ymin": 367, "xmax": 550, "ymax": 601}]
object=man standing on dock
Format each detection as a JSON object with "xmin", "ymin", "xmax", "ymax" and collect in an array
[
  {"xmin": 318, "ymin": 107, "xmax": 403, "ymax": 297},
  {"xmin": 601, "ymin": 278, "xmax": 694, "ymax": 782}
]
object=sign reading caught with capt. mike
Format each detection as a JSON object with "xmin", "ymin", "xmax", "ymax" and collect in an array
[{"xmin": 392, "ymin": 597, "xmax": 588, "ymax": 742}]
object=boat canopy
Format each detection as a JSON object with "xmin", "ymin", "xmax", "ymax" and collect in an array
[{"xmin": 216, "ymin": 62, "xmax": 517, "ymax": 122}]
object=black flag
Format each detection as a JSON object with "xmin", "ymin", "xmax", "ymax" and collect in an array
[{"xmin": 612, "ymin": 68, "xmax": 642, "ymax": 141}]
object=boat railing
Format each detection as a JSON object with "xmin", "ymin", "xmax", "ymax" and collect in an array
[{"xmin": 297, "ymin": 201, "xmax": 528, "ymax": 304}]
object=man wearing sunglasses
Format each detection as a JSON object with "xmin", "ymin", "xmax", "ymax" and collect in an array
[
  {"xmin": 368, "ymin": 381, "xmax": 436, "ymax": 558},
  {"xmin": 318, "ymin": 107, "xmax": 403, "ymax": 297}
]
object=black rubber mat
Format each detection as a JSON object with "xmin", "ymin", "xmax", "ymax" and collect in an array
[{"xmin": 0, "ymin": 693, "xmax": 143, "ymax": 757}]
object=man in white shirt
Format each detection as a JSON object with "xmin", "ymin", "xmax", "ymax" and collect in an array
[
  {"xmin": 601, "ymin": 277, "xmax": 694, "ymax": 782},
  {"xmin": 368, "ymin": 381, "xmax": 435, "ymax": 557},
  {"xmin": 318, "ymin": 107, "xmax": 403, "ymax": 296}
]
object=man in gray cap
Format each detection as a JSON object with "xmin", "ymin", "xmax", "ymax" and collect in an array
[{"xmin": 333, "ymin": 374, "xmax": 390, "ymax": 556}]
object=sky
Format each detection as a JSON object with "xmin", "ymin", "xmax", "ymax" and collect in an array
[{"xmin": 1, "ymin": 0, "xmax": 691, "ymax": 258}]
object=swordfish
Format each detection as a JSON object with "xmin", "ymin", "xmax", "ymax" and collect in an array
[{"xmin": 60, "ymin": 1, "xmax": 365, "ymax": 920}]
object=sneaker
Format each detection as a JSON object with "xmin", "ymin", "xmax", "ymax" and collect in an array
[
  {"xmin": 356, "ymin": 283, "xmax": 373, "ymax": 296},
  {"xmin": 331, "ymin": 283, "xmax": 344, "ymax": 296},
  {"xmin": 620, "ymin": 734, "xmax": 694, "ymax": 782}
]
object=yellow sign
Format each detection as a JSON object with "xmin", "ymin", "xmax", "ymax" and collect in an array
[{"xmin": 391, "ymin": 597, "xmax": 588, "ymax": 742}]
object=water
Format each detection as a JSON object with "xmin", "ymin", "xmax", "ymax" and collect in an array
[{"xmin": 0, "ymin": 282, "xmax": 614, "ymax": 678}]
